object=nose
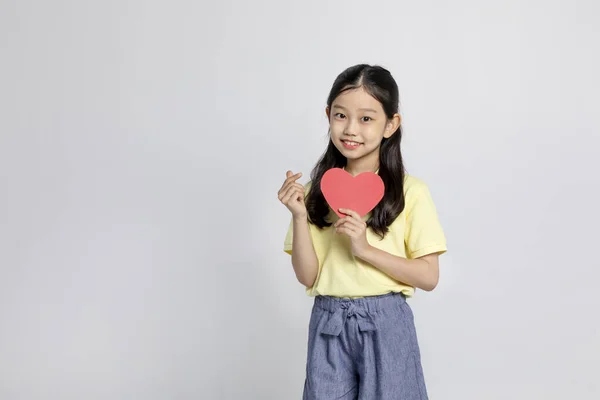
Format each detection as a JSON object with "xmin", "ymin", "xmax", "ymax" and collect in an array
[{"xmin": 343, "ymin": 120, "xmax": 358, "ymax": 136}]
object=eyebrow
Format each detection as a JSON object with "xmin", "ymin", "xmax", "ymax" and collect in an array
[{"xmin": 332, "ymin": 105, "xmax": 378, "ymax": 113}]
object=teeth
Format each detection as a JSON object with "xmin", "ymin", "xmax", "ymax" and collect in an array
[{"xmin": 344, "ymin": 141, "xmax": 359, "ymax": 145}]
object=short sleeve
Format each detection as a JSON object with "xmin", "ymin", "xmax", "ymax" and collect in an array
[{"xmin": 404, "ymin": 181, "xmax": 447, "ymax": 259}]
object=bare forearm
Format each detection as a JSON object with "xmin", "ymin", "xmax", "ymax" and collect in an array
[
  {"xmin": 356, "ymin": 245, "xmax": 439, "ymax": 291},
  {"xmin": 291, "ymin": 216, "xmax": 319, "ymax": 287}
]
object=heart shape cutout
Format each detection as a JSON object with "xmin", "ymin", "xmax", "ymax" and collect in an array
[{"xmin": 320, "ymin": 168, "xmax": 385, "ymax": 219}]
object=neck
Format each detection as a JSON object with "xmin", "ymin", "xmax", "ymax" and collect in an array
[{"xmin": 345, "ymin": 158, "xmax": 380, "ymax": 176}]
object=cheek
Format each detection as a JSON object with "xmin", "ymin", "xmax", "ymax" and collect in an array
[
  {"xmin": 364, "ymin": 126, "xmax": 385, "ymax": 141},
  {"xmin": 329, "ymin": 122, "xmax": 344, "ymax": 136},
  {"xmin": 368, "ymin": 125, "xmax": 385, "ymax": 141}
]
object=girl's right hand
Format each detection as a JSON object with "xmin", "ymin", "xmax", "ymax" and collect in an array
[{"xmin": 278, "ymin": 170, "xmax": 307, "ymax": 218}]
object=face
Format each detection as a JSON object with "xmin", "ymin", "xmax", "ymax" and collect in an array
[{"xmin": 326, "ymin": 87, "xmax": 400, "ymax": 170}]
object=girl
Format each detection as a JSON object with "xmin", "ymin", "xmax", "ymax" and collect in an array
[{"xmin": 277, "ymin": 64, "xmax": 447, "ymax": 400}]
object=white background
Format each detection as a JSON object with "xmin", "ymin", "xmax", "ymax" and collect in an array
[{"xmin": 1, "ymin": 0, "xmax": 599, "ymax": 399}]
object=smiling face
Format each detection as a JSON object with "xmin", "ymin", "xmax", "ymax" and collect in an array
[{"xmin": 326, "ymin": 86, "xmax": 400, "ymax": 174}]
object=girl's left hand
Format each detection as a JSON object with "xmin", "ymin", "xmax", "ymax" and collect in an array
[{"xmin": 334, "ymin": 208, "xmax": 370, "ymax": 257}]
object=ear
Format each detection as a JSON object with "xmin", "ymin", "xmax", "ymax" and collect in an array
[
  {"xmin": 383, "ymin": 113, "xmax": 401, "ymax": 138},
  {"xmin": 325, "ymin": 106, "xmax": 330, "ymax": 120}
]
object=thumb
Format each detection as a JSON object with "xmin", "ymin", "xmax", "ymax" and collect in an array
[{"xmin": 286, "ymin": 170, "xmax": 293, "ymax": 178}]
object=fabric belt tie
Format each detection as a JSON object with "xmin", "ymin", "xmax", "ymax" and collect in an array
[{"xmin": 320, "ymin": 302, "xmax": 377, "ymax": 336}]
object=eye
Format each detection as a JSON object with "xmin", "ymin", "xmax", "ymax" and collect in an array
[
  {"xmin": 361, "ymin": 116, "xmax": 373, "ymax": 122},
  {"xmin": 334, "ymin": 113, "xmax": 346, "ymax": 119}
]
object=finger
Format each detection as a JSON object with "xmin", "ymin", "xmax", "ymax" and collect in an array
[
  {"xmin": 335, "ymin": 215, "xmax": 364, "ymax": 230},
  {"xmin": 285, "ymin": 171, "xmax": 302, "ymax": 183},
  {"xmin": 291, "ymin": 184, "xmax": 305, "ymax": 201},
  {"xmin": 281, "ymin": 188, "xmax": 299, "ymax": 205},
  {"xmin": 343, "ymin": 216, "xmax": 366, "ymax": 230},
  {"xmin": 278, "ymin": 182, "xmax": 294, "ymax": 199},
  {"xmin": 336, "ymin": 219, "xmax": 356, "ymax": 231},
  {"xmin": 335, "ymin": 222, "xmax": 348, "ymax": 234},
  {"xmin": 279, "ymin": 172, "xmax": 302, "ymax": 194},
  {"xmin": 279, "ymin": 182, "xmax": 304, "ymax": 201},
  {"xmin": 278, "ymin": 179, "xmax": 304, "ymax": 199},
  {"xmin": 280, "ymin": 185, "xmax": 299, "ymax": 203},
  {"xmin": 292, "ymin": 188, "xmax": 305, "ymax": 204},
  {"xmin": 279, "ymin": 171, "xmax": 299, "ymax": 192},
  {"xmin": 338, "ymin": 208, "xmax": 361, "ymax": 220},
  {"xmin": 334, "ymin": 216, "xmax": 351, "ymax": 227},
  {"xmin": 336, "ymin": 225, "xmax": 357, "ymax": 237},
  {"xmin": 282, "ymin": 187, "xmax": 303, "ymax": 205},
  {"xmin": 338, "ymin": 210, "xmax": 366, "ymax": 230}
]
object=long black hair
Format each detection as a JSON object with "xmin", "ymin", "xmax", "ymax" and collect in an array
[{"xmin": 305, "ymin": 64, "xmax": 406, "ymax": 239}]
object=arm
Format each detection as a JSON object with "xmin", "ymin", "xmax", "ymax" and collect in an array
[
  {"xmin": 290, "ymin": 215, "xmax": 319, "ymax": 288},
  {"xmin": 356, "ymin": 247, "xmax": 440, "ymax": 291},
  {"xmin": 335, "ymin": 207, "xmax": 442, "ymax": 291}
]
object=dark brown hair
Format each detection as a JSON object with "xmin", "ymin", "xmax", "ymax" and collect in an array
[{"xmin": 305, "ymin": 64, "xmax": 406, "ymax": 239}]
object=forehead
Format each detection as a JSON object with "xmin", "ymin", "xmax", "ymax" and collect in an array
[{"xmin": 332, "ymin": 87, "xmax": 383, "ymax": 112}]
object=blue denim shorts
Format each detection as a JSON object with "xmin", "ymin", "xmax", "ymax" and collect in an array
[{"xmin": 303, "ymin": 292, "xmax": 428, "ymax": 400}]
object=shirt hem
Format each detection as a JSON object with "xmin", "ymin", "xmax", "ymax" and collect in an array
[{"xmin": 409, "ymin": 244, "xmax": 447, "ymax": 259}]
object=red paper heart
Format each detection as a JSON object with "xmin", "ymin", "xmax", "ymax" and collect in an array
[{"xmin": 320, "ymin": 168, "xmax": 385, "ymax": 219}]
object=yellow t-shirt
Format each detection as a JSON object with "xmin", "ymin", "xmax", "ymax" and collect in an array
[{"xmin": 283, "ymin": 174, "xmax": 447, "ymax": 298}]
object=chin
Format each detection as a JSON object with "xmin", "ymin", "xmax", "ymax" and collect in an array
[
  {"xmin": 335, "ymin": 146, "xmax": 361, "ymax": 159},
  {"xmin": 342, "ymin": 152, "xmax": 363, "ymax": 160}
]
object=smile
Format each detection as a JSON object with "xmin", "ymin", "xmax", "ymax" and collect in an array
[{"xmin": 342, "ymin": 140, "xmax": 362, "ymax": 149}]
